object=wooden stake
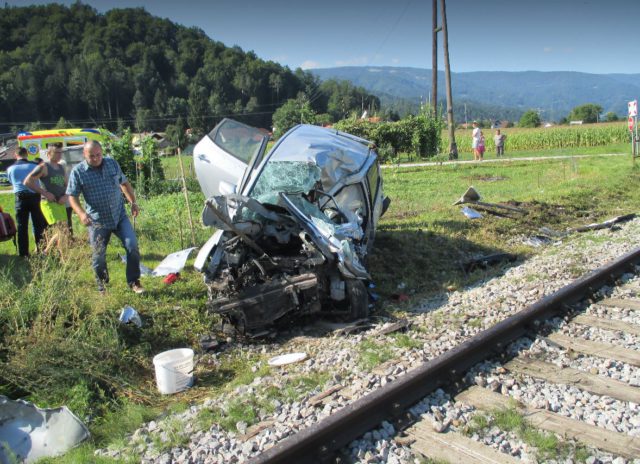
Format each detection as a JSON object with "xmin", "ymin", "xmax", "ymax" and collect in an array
[
  {"xmin": 177, "ymin": 148, "xmax": 196, "ymax": 246},
  {"xmin": 178, "ymin": 207, "xmax": 184, "ymax": 250}
]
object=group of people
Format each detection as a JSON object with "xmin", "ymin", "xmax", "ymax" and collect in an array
[
  {"xmin": 471, "ymin": 121, "xmax": 506, "ymax": 161},
  {"xmin": 6, "ymin": 141, "xmax": 144, "ymax": 294}
]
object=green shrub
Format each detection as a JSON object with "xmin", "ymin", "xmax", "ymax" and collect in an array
[{"xmin": 334, "ymin": 112, "xmax": 444, "ymax": 160}]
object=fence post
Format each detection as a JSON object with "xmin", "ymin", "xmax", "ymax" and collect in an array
[{"xmin": 177, "ymin": 148, "xmax": 196, "ymax": 246}]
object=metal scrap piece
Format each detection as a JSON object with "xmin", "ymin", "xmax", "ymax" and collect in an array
[{"xmin": 0, "ymin": 396, "xmax": 90, "ymax": 463}]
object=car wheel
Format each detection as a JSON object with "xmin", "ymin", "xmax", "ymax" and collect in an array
[{"xmin": 346, "ymin": 279, "xmax": 369, "ymax": 320}]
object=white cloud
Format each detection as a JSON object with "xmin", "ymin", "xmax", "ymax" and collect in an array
[
  {"xmin": 391, "ymin": 58, "xmax": 400, "ymax": 64},
  {"xmin": 543, "ymin": 47, "xmax": 553, "ymax": 53},
  {"xmin": 270, "ymin": 55, "xmax": 288, "ymax": 63},
  {"xmin": 300, "ymin": 60, "xmax": 321, "ymax": 69}
]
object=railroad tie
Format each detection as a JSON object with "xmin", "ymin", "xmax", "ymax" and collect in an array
[
  {"xmin": 456, "ymin": 386, "xmax": 640, "ymax": 459},
  {"xmin": 406, "ymin": 420, "xmax": 520, "ymax": 464},
  {"xmin": 572, "ymin": 314, "xmax": 640, "ymax": 336},
  {"xmin": 505, "ymin": 358, "xmax": 640, "ymax": 404},
  {"xmin": 598, "ymin": 297, "xmax": 640, "ymax": 311},
  {"xmin": 546, "ymin": 332, "xmax": 640, "ymax": 367}
]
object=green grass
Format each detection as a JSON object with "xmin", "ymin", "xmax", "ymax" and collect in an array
[
  {"xmin": 196, "ymin": 397, "xmax": 261, "ymax": 432},
  {"xmin": 160, "ymin": 154, "xmax": 196, "ymax": 180},
  {"xmin": 392, "ymin": 333, "xmax": 423, "ymax": 350},
  {"xmin": 465, "ymin": 407, "xmax": 589, "ymax": 461},
  {"xmin": 371, "ymin": 154, "xmax": 640, "ymax": 298},
  {"xmin": 358, "ymin": 339, "xmax": 395, "ymax": 370},
  {"xmin": 263, "ymin": 371, "xmax": 331, "ymax": 404}
]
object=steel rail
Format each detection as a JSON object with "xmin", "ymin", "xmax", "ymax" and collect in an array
[{"xmin": 250, "ymin": 247, "xmax": 640, "ymax": 464}]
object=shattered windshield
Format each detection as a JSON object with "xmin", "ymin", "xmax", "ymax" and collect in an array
[{"xmin": 250, "ymin": 161, "xmax": 321, "ymax": 204}]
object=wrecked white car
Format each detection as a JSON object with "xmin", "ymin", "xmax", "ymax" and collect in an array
[{"xmin": 193, "ymin": 119, "xmax": 389, "ymax": 334}]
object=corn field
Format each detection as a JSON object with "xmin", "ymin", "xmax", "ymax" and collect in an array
[{"xmin": 441, "ymin": 122, "xmax": 630, "ymax": 154}]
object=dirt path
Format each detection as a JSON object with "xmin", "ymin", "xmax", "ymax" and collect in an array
[{"xmin": 381, "ymin": 152, "xmax": 626, "ymax": 169}]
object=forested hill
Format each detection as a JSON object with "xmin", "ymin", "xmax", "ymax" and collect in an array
[
  {"xmin": 0, "ymin": 4, "xmax": 378, "ymax": 133},
  {"xmin": 311, "ymin": 66, "xmax": 640, "ymax": 122}
]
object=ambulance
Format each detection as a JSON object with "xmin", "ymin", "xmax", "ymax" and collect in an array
[{"xmin": 17, "ymin": 128, "xmax": 114, "ymax": 159}]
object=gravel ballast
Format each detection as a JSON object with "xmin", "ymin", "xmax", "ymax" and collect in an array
[{"xmin": 98, "ymin": 219, "xmax": 640, "ymax": 464}]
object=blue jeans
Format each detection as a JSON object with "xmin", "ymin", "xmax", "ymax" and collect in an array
[{"xmin": 88, "ymin": 217, "xmax": 140, "ymax": 286}]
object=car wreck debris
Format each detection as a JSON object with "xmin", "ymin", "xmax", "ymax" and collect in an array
[
  {"xmin": 461, "ymin": 206, "xmax": 482, "ymax": 219},
  {"xmin": 193, "ymin": 120, "xmax": 389, "ymax": 335},
  {"xmin": 119, "ymin": 305, "xmax": 142, "ymax": 327},
  {"xmin": 267, "ymin": 352, "xmax": 308, "ymax": 367},
  {"xmin": 463, "ymin": 252, "xmax": 518, "ymax": 272},
  {"xmin": 454, "ymin": 186, "xmax": 527, "ymax": 217},
  {"xmin": 0, "ymin": 396, "xmax": 90, "ymax": 463}
]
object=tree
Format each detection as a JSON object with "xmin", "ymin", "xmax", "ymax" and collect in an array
[
  {"xmin": 605, "ymin": 112, "xmax": 619, "ymax": 122},
  {"xmin": 568, "ymin": 103, "xmax": 602, "ymax": 123},
  {"xmin": 105, "ymin": 128, "xmax": 136, "ymax": 183},
  {"xmin": 519, "ymin": 110, "xmax": 541, "ymax": 128},
  {"xmin": 54, "ymin": 117, "xmax": 73, "ymax": 129},
  {"xmin": 165, "ymin": 116, "xmax": 187, "ymax": 149},
  {"xmin": 272, "ymin": 97, "xmax": 317, "ymax": 138}
]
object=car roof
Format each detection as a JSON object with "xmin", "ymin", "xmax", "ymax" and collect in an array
[{"xmin": 269, "ymin": 124, "xmax": 373, "ymax": 177}]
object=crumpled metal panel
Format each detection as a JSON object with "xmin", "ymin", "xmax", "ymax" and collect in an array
[{"xmin": 0, "ymin": 396, "xmax": 90, "ymax": 463}]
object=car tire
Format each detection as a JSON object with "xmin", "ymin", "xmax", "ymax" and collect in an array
[{"xmin": 346, "ymin": 279, "xmax": 369, "ymax": 320}]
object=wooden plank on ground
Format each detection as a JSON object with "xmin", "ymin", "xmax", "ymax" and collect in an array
[
  {"xmin": 599, "ymin": 298, "xmax": 640, "ymax": 311},
  {"xmin": 406, "ymin": 421, "xmax": 520, "ymax": 464},
  {"xmin": 456, "ymin": 386, "xmax": 640, "ymax": 459},
  {"xmin": 506, "ymin": 358, "xmax": 640, "ymax": 403},
  {"xmin": 546, "ymin": 332, "xmax": 640, "ymax": 367},
  {"xmin": 573, "ymin": 314, "xmax": 640, "ymax": 336}
]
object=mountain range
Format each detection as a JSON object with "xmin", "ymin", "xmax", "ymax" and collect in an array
[{"xmin": 311, "ymin": 67, "xmax": 640, "ymax": 122}]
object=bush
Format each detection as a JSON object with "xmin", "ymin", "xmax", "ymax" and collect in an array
[
  {"xmin": 519, "ymin": 110, "xmax": 541, "ymax": 128},
  {"xmin": 334, "ymin": 112, "xmax": 444, "ymax": 160}
]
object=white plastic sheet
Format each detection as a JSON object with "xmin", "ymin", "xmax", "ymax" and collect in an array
[
  {"xmin": 461, "ymin": 206, "xmax": 482, "ymax": 219},
  {"xmin": 152, "ymin": 248, "xmax": 197, "ymax": 276}
]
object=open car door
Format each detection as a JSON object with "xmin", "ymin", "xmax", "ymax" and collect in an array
[{"xmin": 193, "ymin": 119, "xmax": 269, "ymax": 198}]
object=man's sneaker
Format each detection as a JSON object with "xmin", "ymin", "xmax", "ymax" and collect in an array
[
  {"xmin": 130, "ymin": 280, "xmax": 145, "ymax": 294},
  {"xmin": 97, "ymin": 281, "xmax": 107, "ymax": 294}
]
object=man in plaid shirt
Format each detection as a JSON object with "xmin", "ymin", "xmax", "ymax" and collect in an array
[{"xmin": 67, "ymin": 140, "xmax": 144, "ymax": 294}]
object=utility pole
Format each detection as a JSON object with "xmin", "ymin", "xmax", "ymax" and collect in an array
[
  {"xmin": 432, "ymin": 0, "xmax": 439, "ymax": 117},
  {"xmin": 440, "ymin": 0, "xmax": 457, "ymax": 159}
]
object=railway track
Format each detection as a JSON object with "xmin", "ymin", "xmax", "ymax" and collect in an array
[{"xmin": 250, "ymin": 248, "xmax": 640, "ymax": 463}]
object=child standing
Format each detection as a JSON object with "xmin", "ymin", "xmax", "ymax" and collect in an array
[{"xmin": 477, "ymin": 133, "xmax": 486, "ymax": 160}]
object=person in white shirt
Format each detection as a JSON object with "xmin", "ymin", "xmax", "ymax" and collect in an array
[{"xmin": 471, "ymin": 121, "xmax": 483, "ymax": 161}]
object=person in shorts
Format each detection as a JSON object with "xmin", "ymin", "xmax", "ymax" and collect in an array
[
  {"xmin": 471, "ymin": 121, "xmax": 483, "ymax": 161},
  {"xmin": 24, "ymin": 143, "xmax": 71, "ymax": 254},
  {"xmin": 25, "ymin": 143, "xmax": 69, "ymax": 228}
]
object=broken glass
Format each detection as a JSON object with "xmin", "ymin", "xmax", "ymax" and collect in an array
[{"xmin": 250, "ymin": 161, "xmax": 321, "ymax": 205}]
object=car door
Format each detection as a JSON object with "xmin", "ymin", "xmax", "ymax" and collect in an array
[{"xmin": 193, "ymin": 119, "xmax": 269, "ymax": 199}]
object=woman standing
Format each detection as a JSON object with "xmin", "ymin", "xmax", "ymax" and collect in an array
[
  {"xmin": 471, "ymin": 121, "xmax": 483, "ymax": 161},
  {"xmin": 24, "ymin": 143, "xmax": 70, "ymax": 254}
]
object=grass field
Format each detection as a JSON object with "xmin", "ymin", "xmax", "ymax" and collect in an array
[{"xmin": 1, "ymin": 147, "xmax": 639, "ymax": 460}]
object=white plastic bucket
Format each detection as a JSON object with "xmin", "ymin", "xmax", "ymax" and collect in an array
[{"xmin": 152, "ymin": 348, "xmax": 194, "ymax": 394}]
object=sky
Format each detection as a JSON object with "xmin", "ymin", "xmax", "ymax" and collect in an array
[{"xmin": 4, "ymin": 0, "xmax": 640, "ymax": 74}]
